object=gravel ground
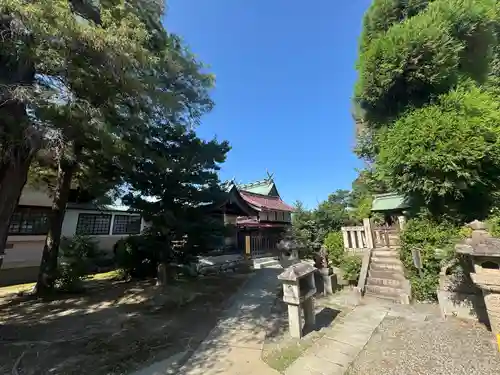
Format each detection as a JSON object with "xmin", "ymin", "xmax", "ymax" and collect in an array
[{"xmin": 348, "ymin": 307, "xmax": 500, "ymax": 375}]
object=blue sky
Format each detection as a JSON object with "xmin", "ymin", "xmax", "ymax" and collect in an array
[{"xmin": 166, "ymin": 1, "xmax": 371, "ymax": 209}]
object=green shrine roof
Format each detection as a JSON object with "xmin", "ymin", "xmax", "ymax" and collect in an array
[
  {"xmin": 371, "ymin": 193, "xmax": 410, "ymax": 212},
  {"xmin": 238, "ymin": 179, "xmax": 277, "ymax": 196}
]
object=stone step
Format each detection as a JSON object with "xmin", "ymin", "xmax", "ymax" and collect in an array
[
  {"xmin": 364, "ymin": 285, "xmax": 410, "ymax": 304},
  {"xmin": 364, "ymin": 291, "xmax": 403, "ymax": 303},
  {"xmin": 369, "ymin": 262, "xmax": 404, "ymax": 272},
  {"xmin": 366, "ymin": 277, "xmax": 404, "ymax": 288},
  {"xmin": 368, "ymin": 269, "xmax": 406, "ymax": 280},
  {"xmin": 370, "ymin": 256, "xmax": 402, "ymax": 265},
  {"xmin": 371, "ymin": 249, "xmax": 400, "ymax": 258},
  {"xmin": 253, "ymin": 260, "xmax": 281, "ymax": 269},
  {"xmin": 365, "ymin": 284, "xmax": 403, "ymax": 296}
]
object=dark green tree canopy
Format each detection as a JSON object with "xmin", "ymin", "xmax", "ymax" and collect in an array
[{"xmin": 354, "ymin": 0, "xmax": 500, "ymax": 220}]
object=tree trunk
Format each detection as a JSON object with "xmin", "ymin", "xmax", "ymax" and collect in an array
[
  {"xmin": 35, "ymin": 145, "xmax": 82, "ymax": 294},
  {"xmin": 0, "ymin": 12, "xmax": 38, "ymax": 270},
  {"xmin": 0, "ymin": 149, "xmax": 35, "ymax": 270}
]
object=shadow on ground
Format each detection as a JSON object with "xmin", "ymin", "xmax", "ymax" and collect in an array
[
  {"xmin": 0, "ymin": 272, "xmax": 250, "ymax": 375},
  {"xmin": 174, "ymin": 267, "xmax": 285, "ymax": 375}
]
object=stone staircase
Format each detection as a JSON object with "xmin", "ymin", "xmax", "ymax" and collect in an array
[{"xmin": 364, "ymin": 246, "xmax": 411, "ymax": 304}]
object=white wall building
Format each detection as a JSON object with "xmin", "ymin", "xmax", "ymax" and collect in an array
[{"xmin": 1, "ymin": 186, "xmax": 145, "ymax": 285}]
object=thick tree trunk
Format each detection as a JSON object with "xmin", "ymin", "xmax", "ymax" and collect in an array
[
  {"xmin": 35, "ymin": 145, "xmax": 82, "ymax": 294},
  {"xmin": 0, "ymin": 13, "xmax": 38, "ymax": 270}
]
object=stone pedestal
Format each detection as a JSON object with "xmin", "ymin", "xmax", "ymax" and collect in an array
[
  {"xmin": 278, "ymin": 262, "xmax": 317, "ymax": 339},
  {"xmin": 316, "ymin": 268, "xmax": 337, "ymax": 296},
  {"xmin": 455, "ymin": 220, "xmax": 500, "ymax": 350},
  {"xmin": 302, "ymin": 297, "xmax": 315, "ymax": 327},
  {"xmin": 483, "ymin": 290, "xmax": 500, "ymax": 334},
  {"xmin": 287, "ymin": 304, "xmax": 302, "ymax": 338}
]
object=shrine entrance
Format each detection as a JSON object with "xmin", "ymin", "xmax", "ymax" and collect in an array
[{"xmin": 237, "ymin": 229, "xmax": 282, "ymax": 258}]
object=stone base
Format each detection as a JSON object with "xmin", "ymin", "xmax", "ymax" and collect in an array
[
  {"xmin": 314, "ymin": 268, "xmax": 337, "ymax": 296},
  {"xmin": 483, "ymin": 290, "xmax": 500, "ymax": 334},
  {"xmin": 437, "ymin": 289, "xmax": 488, "ymax": 324}
]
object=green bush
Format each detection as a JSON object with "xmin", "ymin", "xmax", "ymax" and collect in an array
[
  {"xmin": 57, "ymin": 235, "xmax": 101, "ymax": 292},
  {"xmin": 323, "ymin": 231, "xmax": 344, "ymax": 266},
  {"xmin": 486, "ymin": 209, "xmax": 500, "ymax": 237},
  {"xmin": 400, "ymin": 215, "xmax": 467, "ymax": 301},
  {"xmin": 114, "ymin": 235, "xmax": 162, "ymax": 279},
  {"xmin": 114, "ymin": 233, "xmax": 194, "ymax": 279},
  {"xmin": 340, "ymin": 255, "xmax": 362, "ymax": 283}
]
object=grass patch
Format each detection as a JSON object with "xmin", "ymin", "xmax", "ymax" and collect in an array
[
  {"xmin": 0, "ymin": 270, "xmax": 121, "ymax": 297},
  {"xmin": 262, "ymin": 337, "xmax": 318, "ymax": 373}
]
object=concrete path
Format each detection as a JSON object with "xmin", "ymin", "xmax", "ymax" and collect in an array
[
  {"xmin": 285, "ymin": 303, "xmax": 387, "ymax": 375},
  {"xmin": 175, "ymin": 266, "xmax": 283, "ymax": 375}
]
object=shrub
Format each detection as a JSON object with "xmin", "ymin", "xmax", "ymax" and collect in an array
[
  {"xmin": 57, "ymin": 235, "xmax": 101, "ymax": 292},
  {"xmin": 323, "ymin": 231, "xmax": 344, "ymax": 266},
  {"xmin": 399, "ymin": 215, "xmax": 467, "ymax": 301},
  {"xmin": 114, "ymin": 233, "xmax": 195, "ymax": 279},
  {"xmin": 339, "ymin": 255, "xmax": 362, "ymax": 283},
  {"xmin": 486, "ymin": 209, "xmax": 500, "ymax": 237},
  {"xmin": 114, "ymin": 235, "xmax": 162, "ymax": 279}
]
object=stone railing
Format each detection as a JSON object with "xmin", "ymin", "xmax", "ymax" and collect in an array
[
  {"xmin": 341, "ymin": 218, "xmax": 374, "ymax": 253},
  {"xmin": 341, "ymin": 226, "xmax": 366, "ymax": 253},
  {"xmin": 354, "ymin": 247, "xmax": 373, "ymax": 297}
]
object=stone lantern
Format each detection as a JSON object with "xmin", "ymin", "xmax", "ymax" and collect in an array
[
  {"xmin": 456, "ymin": 220, "xmax": 500, "ymax": 349},
  {"xmin": 277, "ymin": 236, "xmax": 300, "ymax": 268},
  {"xmin": 278, "ymin": 262, "xmax": 317, "ymax": 338}
]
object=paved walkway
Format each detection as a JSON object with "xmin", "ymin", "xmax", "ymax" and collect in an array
[
  {"xmin": 176, "ymin": 266, "xmax": 283, "ymax": 375},
  {"xmin": 284, "ymin": 303, "xmax": 387, "ymax": 375}
]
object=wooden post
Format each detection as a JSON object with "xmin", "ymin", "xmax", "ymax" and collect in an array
[
  {"xmin": 348, "ymin": 231, "xmax": 356, "ymax": 251},
  {"xmin": 356, "ymin": 229, "xmax": 364, "ymax": 250},
  {"xmin": 363, "ymin": 218, "xmax": 374, "ymax": 249},
  {"xmin": 245, "ymin": 235, "xmax": 251, "ymax": 259},
  {"xmin": 341, "ymin": 228, "xmax": 349, "ymax": 250},
  {"xmin": 397, "ymin": 215, "xmax": 406, "ymax": 231}
]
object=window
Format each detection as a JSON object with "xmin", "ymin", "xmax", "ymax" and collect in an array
[
  {"xmin": 76, "ymin": 213, "xmax": 112, "ymax": 235},
  {"xmin": 9, "ymin": 207, "xmax": 51, "ymax": 235},
  {"xmin": 112, "ymin": 215, "xmax": 141, "ymax": 235}
]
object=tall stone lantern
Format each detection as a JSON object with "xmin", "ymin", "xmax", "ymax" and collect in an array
[{"xmin": 456, "ymin": 220, "xmax": 500, "ymax": 350}]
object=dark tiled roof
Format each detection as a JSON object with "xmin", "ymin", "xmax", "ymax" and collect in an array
[{"xmin": 240, "ymin": 192, "xmax": 294, "ymax": 212}]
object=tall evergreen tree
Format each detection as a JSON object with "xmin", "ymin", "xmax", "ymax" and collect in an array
[{"xmin": 354, "ymin": 0, "xmax": 500, "ymax": 220}]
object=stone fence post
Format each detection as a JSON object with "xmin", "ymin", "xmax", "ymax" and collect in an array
[{"xmin": 363, "ymin": 218, "xmax": 374, "ymax": 249}]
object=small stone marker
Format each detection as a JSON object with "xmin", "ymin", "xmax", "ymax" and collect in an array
[{"xmin": 278, "ymin": 262, "xmax": 317, "ymax": 338}]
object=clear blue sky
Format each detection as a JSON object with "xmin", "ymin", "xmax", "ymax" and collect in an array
[{"xmin": 166, "ymin": 1, "xmax": 371, "ymax": 209}]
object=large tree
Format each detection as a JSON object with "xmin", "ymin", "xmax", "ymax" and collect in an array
[
  {"xmin": 0, "ymin": 0, "xmax": 159, "ymax": 273},
  {"xmin": 354, "ymin": 0, "xmax": 500, "ymax": 220}
]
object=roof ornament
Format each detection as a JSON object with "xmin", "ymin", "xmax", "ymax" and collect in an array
[{"xmin": 266, "ymin": 169, "xmax": 274, "ymax": 181}]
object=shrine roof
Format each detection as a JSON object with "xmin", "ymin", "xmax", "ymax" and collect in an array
[
  {"xmin": 371, "ymin": 193, "xmax": 410, "ymax": 212},
  {"xmin": 237, "ymin": 178, "xmax": 278, "ymax": 196},
  {"xmin": 240, "ymin": 191, "xmax": 294, "ymax": 212}
]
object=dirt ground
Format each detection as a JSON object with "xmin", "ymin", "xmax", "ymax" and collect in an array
[{"xmin": 0, "ymin": 273, "xmax": 250, "ymax": 375}]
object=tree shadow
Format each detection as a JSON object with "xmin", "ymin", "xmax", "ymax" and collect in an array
[
  {"xmin": 303, "ymin": 306, "xmax": 341, "ymax": 336},
  {"xmin": 0, "ymin": 272, "xmax": 252, "ymax": 375},
  {"xmin": 440, "ymin": 256, "xmax": 491, "ymax": 330},
  {"xmin": 175, "ymin": 267, "xmax": 286, "ymax": 375}
]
